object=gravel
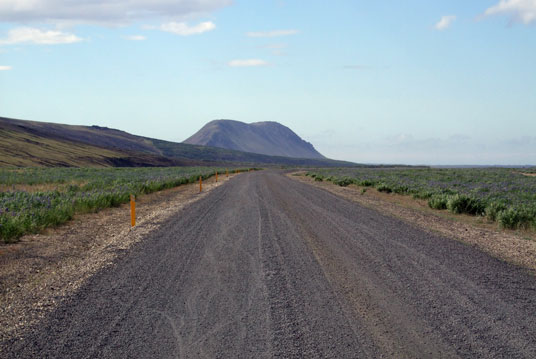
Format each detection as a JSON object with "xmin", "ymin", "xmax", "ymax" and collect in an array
[{"xmin": 3, "ymin": 170, "xmax": 536, "ymax": 358}]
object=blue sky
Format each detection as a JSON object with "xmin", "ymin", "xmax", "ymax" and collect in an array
[{"xmin": 0, "ymin": 0, "xmax": 535, "ymax": 165}]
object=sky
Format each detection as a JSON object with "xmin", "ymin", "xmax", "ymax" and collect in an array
[{"xmin": 0, "ymin": 0, "xmax": 535, "ymax": 165}]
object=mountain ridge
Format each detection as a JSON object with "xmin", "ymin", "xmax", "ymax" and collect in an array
[{"xmin": 0, "ymin": 116, "xmax": 357, "ymax": 167}]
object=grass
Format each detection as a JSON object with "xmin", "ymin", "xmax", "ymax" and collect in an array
[
  {"xmin": 0, "ymin": 129, "xmax": 126, "ymax": 167},
  {"xmin": 0, "ymin": 167, "xmax": 252, "ymax": 243},
  {"xmin": 305, "ymin": 167, "xmax": 536, "ymax": 230}
]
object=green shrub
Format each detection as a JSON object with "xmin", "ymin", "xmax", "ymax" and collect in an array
[
  {"xmin": 333, "ymin": 177, "xmax": 354, "ymax": 187},
  {"xmin": 359, "ymin": 180, "xmax": 376, "ymax": 187},
  {"xmin": 446, "ymin": 194, "xmax": 487, "ymax": 216},
  {"xmin": 498, "ymin": 208, "xmax": 521, "ymax": 229},
  {"xmin": 428, "ymin": 195, "xmax": 448, "ymax": 210},
  {"xmin": 485, "ymin": 202, "xmax": 507, "ymax": 222},
  {"xmin": 314, "ymin": 175, "xmax": 324, "ymax": 182},
  {"xmin": 376, "ymin": 183, "xmax": 392, "ymax": 193},
  {"xmin": 393, "ymin": 186, "xmax": 409, "ymax": 194},
  {"xmin": 0, "ymin": 218, "xmax": 24, "ymax": 243},
  {"xmin": 498, "ymin": 206, "xmax": 536, "ymax": 229}
]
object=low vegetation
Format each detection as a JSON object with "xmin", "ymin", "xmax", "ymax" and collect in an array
[
  {"xmin": 305, "ymin": 167, "xmax": 536, "ymax": 230},
  {"xmin": 0, "ymin": 167, "xmax": 250, "ymax": 243}
]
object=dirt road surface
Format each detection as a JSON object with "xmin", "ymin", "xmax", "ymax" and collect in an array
[{"xmin": 3, "ymin": 171, "xmax": 536, "ymax": 358}]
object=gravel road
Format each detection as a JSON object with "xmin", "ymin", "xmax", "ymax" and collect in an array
[{"xmin": 4, "ymin": 171, "xmax": 536, "ymax": 358}]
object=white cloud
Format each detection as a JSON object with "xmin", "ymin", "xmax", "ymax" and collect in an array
[
  {"xmin": 159, "ymin": 21, "xmax": 215, "ymax": 35},
  {"xmin": 124, "ymin": 35, "xmax": 146, "ymax": 41},
  {"xmin": 484, "ymin": 0, "xmax": 536, "ymax": 24},
  {"xmin": 435, "ymin": 15, "xmax": 456, "ymax": 30},
  {"xmin": 0, "ymin": 0, "xmax": 231, "ymax": 25},
  {"xmin": 0, "ymin": 65, "xmax": 12, "ymax": 71},
  {"xmin": 0, "ymin": 27, "xmax": 82, "ymax": 45},
  {"xmin": 246, "ymin": 29, "xmax": 299, "ymax": 38},
  {"xmin": 228, "ymin": 59, "xmax": 268, "ymax": 67}
]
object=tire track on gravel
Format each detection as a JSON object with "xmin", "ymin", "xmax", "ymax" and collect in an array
[{"xmin": 3, "ymin": 170, "xmax": 536, "ymax": 358}]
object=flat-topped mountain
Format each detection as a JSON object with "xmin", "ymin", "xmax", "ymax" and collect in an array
[{"xmin": 183, "ymin": 120, "xmax": 325, "ymax": 159}]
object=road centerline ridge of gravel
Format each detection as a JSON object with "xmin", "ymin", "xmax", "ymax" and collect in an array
[{"xmin": 3, "ymin": 170, "xmax": 536, "ymax": 358}]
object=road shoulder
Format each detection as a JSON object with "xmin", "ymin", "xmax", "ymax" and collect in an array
[
  {"xmin": 289, "ymin": 172, "xmax": 536, "ymax": 273},
  {"xmin": 0, "ymin": 174, "xmax": 238, "ymax": 342}
]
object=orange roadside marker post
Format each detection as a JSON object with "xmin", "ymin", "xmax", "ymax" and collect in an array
[
  {"xmin": 130, "ymin": 194, "xmax": 136, "ymax": 227},
  {"xmin": 215, "ymin": 171, "xmax": 218, "ymax": 182},
  {"xmin": 226, "ymin": 169, "xmax": 228, "ymax": 177},
  {"xmin": 199, "ymin": 176, "xmax": 203, "ymax": 192}
]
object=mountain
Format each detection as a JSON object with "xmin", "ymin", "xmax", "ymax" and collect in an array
[
  {"xmin": 0, "ymin": 117, "xmax": 357, "ymax": 167},
  {"xmin": 183, "ymin": 120, "xmax": 325, "ymax": 159}
]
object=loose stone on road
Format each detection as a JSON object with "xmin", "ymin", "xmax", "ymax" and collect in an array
[{"xmin": 3, "ymin": 171, "xmax": 536, "ymax": 358}]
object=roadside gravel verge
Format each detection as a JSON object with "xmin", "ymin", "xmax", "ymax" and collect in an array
[
  {"xmin": 0, "ymin": 174, "xmax": 237, "ymax": 342},
  {"xmin": 290, "ymin": 172, "xmax": 536, "ymax": 272}
]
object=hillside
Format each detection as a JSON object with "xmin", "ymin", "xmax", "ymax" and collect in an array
[
  {"xmin": 184, "ymin": 120, "xmax": 325, "ymax": 159},
  {"xmin": 0, "ymin": 127, "xmax": 124, "ymax": 167},
  {"xmin": 0, "ymin": 117, "xmax": 356, "ymax": 167},
  {"xmin": 0, "ymin": 117, "xmax": 201, "ymax": 167}
]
